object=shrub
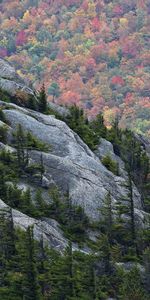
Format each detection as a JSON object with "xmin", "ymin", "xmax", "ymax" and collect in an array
[
  {"xmin": 0, "ymin": 88, "xmax": 11, "ymax": 102},
  {"xmin": 0, "ymin": 125, "xmax": 8, "ymax": 143},
  {"xmin": 0, "ymin": 109, "xmax": 6, "ymax": 122},
  {"xmin": 26, "ymin": 131, "xmax": 50, "ymax": 152},
  {"xmin": 101, "ymin": 155, "xmax": 119, "ymax": 175}
]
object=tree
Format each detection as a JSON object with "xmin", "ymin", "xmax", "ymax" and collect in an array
[
  {"xmin": 21, "ymin": 188, "xmax": 34, "ymax": 216},
  {"xmin": 90, "ymin": 112, "xmax": 107, "ymax": 139},
  {"xmin": 39, "ymin": 153, "xmax": 44, "ymax": 186},
  {"xmin": 0, "ymin": 162, "xmax": 7, "ymax": 199},
  {"xmin": 127, "ymin": 172, "xmax": 136, "ymax": 248},
  {"xmin": 38, "ymin": 84, "xmax": 47, "ymax": 113},
  {"xmin": 34, "ymin": 189, "xmax": 48, "ymax": 217},
  {"xmin": 14, "ymin": 124, "xmax": 28, "ymax": 171},
  {"xmin": 28, "ymin": 95, "xmax": 37, "ymax": 110},
  {"xmin": 48, "ymin": 82, "xmax": 60, "ymax": 103},
  {"xmin": 37, "ymin": 236, "xmax": 51, "ymax": 298},
  {"xmin": 23, "ymin": 226, "xmax": 40, "ymax": 300},
  {"xmin": 118, "ymin": 267, "xmax": 148, "ymax": 300},
  {"xmin": 100, "ymin": 192, "xmax": 113, "ymax": 245}
]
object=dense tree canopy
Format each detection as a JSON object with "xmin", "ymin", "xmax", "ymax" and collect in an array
[{"xmin": 0, "ymin": 0, "xmax": 149, "ymax": 136}]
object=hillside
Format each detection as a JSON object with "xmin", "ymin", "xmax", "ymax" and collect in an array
[
  {"xmin": 0, "ymin": 58, "xmax": 150, "ymax": 299},
  {"xmin": 0, "ymin": 0, "xmax": 150, "ymax": 137}
]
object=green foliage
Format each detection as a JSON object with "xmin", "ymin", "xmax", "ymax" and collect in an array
[
  {"xmin": 48, "ymin": 188, "xmax": 90, "ymax": 243},
  {"xmin": 27, "ymin": 95, "xmax": 38, "ymax": 110},
  {"xmin": 0, "ymin": 124, "xmax": 8, "ymax": 143},
  {"xmin": 118, "ymin": 267, "xmax": 149, "ymax": 300},
  {"xmin": 37, "ymin": 84, "xmax": 47, "ymax": 113},
  {"xmin": 90, "ymin": 113, "xmax": 107, "ymax": 139},
  {"xmin": 0, "ymin": 88, "xmax": 11, "ymax": 103},
  {"xmin": 13, "ymin": 124, "xmax": 50, "ymax": 154},
  {"xmin": 0, "ymin": 108, "xmax": 6, "ymax": 122},
  {"xmin": 64, "ymin": 105, "xmax": 102, "ymax": 150},
  {"xmin": 26, "ymin": 131, "xmax": 50, "ymax": 152},
  {"xmin": 101, "ymin": 155, "xmax": 119, "ymax": 175},
  {"xmin": 107, "ymin": 120, "xmax": 150, "ymax": 212},
  {"xmin": 0, "ymin": 93, "xmax": 149, "ymax": 299},
  {"xmin": 48, "ymin": 82, "xmax": 61, "ymax": 102}
]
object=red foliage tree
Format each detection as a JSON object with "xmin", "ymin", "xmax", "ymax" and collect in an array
[{"xmin": 16, "ymin": 30, "xmax": 27, "ymax": 46}]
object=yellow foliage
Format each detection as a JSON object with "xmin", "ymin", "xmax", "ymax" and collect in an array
[
  {"xmin": 119, "ymin": 18, "xmax": 128, "ymax": 26},
  {"xmin": 88, "ymin": 2, "xmax": 96, "ymax": 18},
  {"xmin": 0, "ymin": 37, "xmax": 8, "ymax": 47},
  {"xmin": 75, "ymin": 9, "xmax": 86, "ymax": 17},
  {"xmin": 22, "ymin": 10, "xmax": 31, "ymax": 23}
]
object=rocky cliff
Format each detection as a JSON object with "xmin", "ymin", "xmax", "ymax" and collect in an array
[{"xmin": 0, "ymin": 59, "xmax": 148, "ymax": 251}]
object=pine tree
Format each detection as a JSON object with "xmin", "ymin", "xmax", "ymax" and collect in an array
[
  {"xmin": 21, "ymin": 188, "xmax": 35, "ymax": 216},
  {"xmin": 6, "ymin": 184, "xmax": 22, "ymax": 208},
  {"xmin": 23, "ymin": 226, "xmax": 41, "ymax": 300},
  {"xmin": 39, "ymin": 153, "xmax": 44, "ymax": 186},
  {"xmin": 34, "ymin": 189, "xmax": 48, "ymax": 217},
  {"xmin": 0, "ymin": 162, "xmax": 7, "ymax": 199},
  {"xmin": 90, "ymin": 112, "xmax": 107, "ymax": 139},
  {"xmin": 38, "ymin": 236, "xmax": 47, "ymax": 297},
  {"xmin": 98, "ymin": 234, "xmax": 112, "ymax": 275},
  {"xmin": 5, "ymin": 207, "xmax": 16, "ymax": 259},
  {"xmin": 28, "ymin": 95, "xmax": 37, "ymax": 110},
  {"xmin": 100, "ymin": 192, "xmax": 113, "ymax": 245},
  {"xmin": 38, "ymin": 84, "xmax": 47, "ymax": 113},
  {"xmin": 14, "ymin": 124, "xmax": 28, "ymax": 171},
  {"xmin": 0, "ymin": 208, "xmax": 8, "ymax": 287},
  {"xmin": 66, "ymin": 241, "xmax": 75, "ymax": 298},
  {"xmin": 128, "ymin": 172, "xmax": 136, "ymax": 249},
  {"xmin": 119, "ymin": 267, "xmax": 148, "ymax": 300}
]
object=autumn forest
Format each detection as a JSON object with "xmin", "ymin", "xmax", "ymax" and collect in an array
[{"xmin": 0, "ymin": 0, "xmax": 150, "ymax": 136}]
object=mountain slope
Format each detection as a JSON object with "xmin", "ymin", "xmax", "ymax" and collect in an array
[
  {"xmin": 0, "ymin": 58, "xmax": 149, "ymax": 245},
  {"xmin": 0, "ymin": 0, "xmax": 149, "ymax": 136},
  {"xmin": 0, "ymin": 101, "xmax": 144, "ymax": 221},
  {"xmin": 0, "ymin": 58, "xmax": 150, "ymax": 299}
]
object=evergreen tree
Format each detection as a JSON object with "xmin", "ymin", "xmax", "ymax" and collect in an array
[
  {"xmin": 39, "ymin": 153, "xmax": 44, "ymax": 186},
  {"xmin": 90, "ymin": 112, "xmax": 107, "ymax": 139},
  {"xmin": 100, "ymin": 192, "xmax": 113, "ymax": 245},
  {"xmin": 14, "ymin": 124, "xmax": 28, "ymax": 171},
  {"xmin": 98, "ymin": 234, "xmax": 112, "ymax": 275},
  {"xmin": 38, "ymin": 84, "xmax": 47, "ymax": 113},
  {"xmin": 118, "ymin": 267, "xmax": 149, "ymax": 300},
  {"xmin": 21, "ymin": 188, "xmax": 35, "ymax": 216},
  {"xmin": 23, "ymin": 226, "xmax": 40, "ymax": 300},
  {"xmin": 37, "ymin": 236, "xmax": 48, "ymax": 298},
  {"xmin": 128, "ymin": 171, "xmax": 137, "ymax": 251},
  {"xmin": 0, "ymin": 162, "xmax": 7, "ymax": 199},
  {"xmin": 28, "ymin": 95, "xmax": 37, "ymax": 110},
  {"xmin": 34, "ymin": 189, "xmax": 48, "ymax": 217},
  {"xmin": 6, "ymin": 184, "xmax": 22, "ymax": 208}
]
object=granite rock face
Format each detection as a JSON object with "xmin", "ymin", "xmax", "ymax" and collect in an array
[
  {"xmin": 1, "ymin": 102, "xmax": 143, "ymax": 221},
  {"xmin": 0, "ymin": 199, "xmax": 67, "ymax": 252},
  {"xmin": 0, "ymin": 58, "xmax": 34, "ymax": 97},
  {"xmin": 95, "ymin": 138, "xmax": 127, "ymax": 178},
  {"xmin": 134, "ymin": 133, "xmax": 150, "ymax": 158},
  {"xmin": 48, "ymin": 102, "xmax": 70, "ymax": 118},
  {"xmin": 0, "ymin": 58, "xmax": 16, "ymax": 80}
]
